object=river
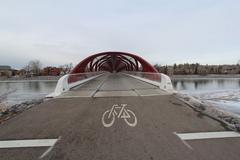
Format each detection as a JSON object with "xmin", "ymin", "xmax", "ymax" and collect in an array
[{"xmin": 0, "ymin": 81, "xmax": 57, "ymax": 106}]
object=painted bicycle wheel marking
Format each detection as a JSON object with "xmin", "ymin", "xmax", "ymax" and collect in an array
[{"xmin": 102, "ymin": 104, "xmax": 137, "ymax": 127}]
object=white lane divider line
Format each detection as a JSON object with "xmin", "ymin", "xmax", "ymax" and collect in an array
[
  {"xmin": 0, "ymin": 138, "xmax": 58, "ymax": 149},
  {"xmin": 175, "ymin": 131, "xmax": 240, "ymax": 141}
]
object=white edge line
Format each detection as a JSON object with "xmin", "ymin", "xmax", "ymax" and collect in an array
[
  {"xmin": 39, "ymin": 145, "xmax": 54, "ymax": 159},
  {"xmin": 140, "ymin": 93, "xmax": 170, "ymax": 97},
  {"xmin": 0, "ymin": 139, "xmax": 58, "ymax": 149},
  {"xmin": 175, "ymin": 131, "xmax": 240, "ymax": 140},
  {"xmin": 39, "ymin": 136, "xmax": 61, "ymax": 159},
  {"xmin": 173, "ymin": 132, "xmax": 193, "ymax": 150},
  {"xmin": 56, "ymin": 95, "xmax": 91, "ymax": 98}
]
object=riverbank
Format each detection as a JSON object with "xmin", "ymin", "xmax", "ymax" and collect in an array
[
  {"xmin": 0, "ymin": 75, "xmax": 61, "ymax": 82},
  {"xmin": 175, "ymin": 92, "xmax": 240, "ymax": 132},
  {"xmin": 171, "ymin": 74, "xmax": 240, "ymax": 79},
  {"xmin": 0, "ymin": 99, "xmax": 44, "ymax": 124}
]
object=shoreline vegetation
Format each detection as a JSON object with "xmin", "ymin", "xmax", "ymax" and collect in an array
[
  {"xmin": 154, "ymin": 63, "xmax": 240, "ymax": 75},
  {"xmin": 2, "ymin": 61, "xmax": 240, "ymax": 80}
]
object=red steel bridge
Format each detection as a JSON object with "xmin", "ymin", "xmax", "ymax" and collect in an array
[{"xmin": 70, "ymin": 51, "xmax": 158, "ymax": 73}]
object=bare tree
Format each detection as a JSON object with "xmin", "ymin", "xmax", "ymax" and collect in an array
[
  {"xmin": 24, "ymin": 60, "xmax": 42, "ymax": 76},
  {"xmin": 59, "ymin": 63, "xmax": 73, "ymax": 74}
]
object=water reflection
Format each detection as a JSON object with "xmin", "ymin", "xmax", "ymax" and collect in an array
[
  {"xmin": 28, "ymin": 82, "xmax": 40, "ymax": 91},
  {"xmin": 173, "ymin": 79, "xmax": 240, "ymax": 92}
]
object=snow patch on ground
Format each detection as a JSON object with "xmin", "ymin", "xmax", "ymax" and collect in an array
[{"xmin": 181, "ymin": 89, "xmax": 240, "ymax": 114}]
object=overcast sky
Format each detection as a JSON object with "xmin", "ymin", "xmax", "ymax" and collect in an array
[{"xmin": 0, "ymin": 0, "xmax": 239, "ymax": 69}]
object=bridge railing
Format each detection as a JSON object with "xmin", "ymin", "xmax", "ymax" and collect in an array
[
  {"xmin": 68, "ymin": 72, "xmax": 105, "ymax": 88},
  {"xmin": 124, "ymin": 72, "xmax": 161, "ymax": 81},
  {"xmin": 47, "ymin": 71, "xmax": 106, "ymax": 97},
  {"xmin": 123, "ymin": 71, "xmax": 174, "ymax": 92}
]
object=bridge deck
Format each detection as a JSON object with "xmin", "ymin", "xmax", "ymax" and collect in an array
[
  {"xmin": 60, "ymin": 73, "xmax": 168, "ymax": 98},
  {"xmin": 0, "ymin": 74, "xmax": 240, "ymax": 160}
]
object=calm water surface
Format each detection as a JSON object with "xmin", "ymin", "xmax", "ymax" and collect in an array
[
  {"xmin": 173, "ymin": 78, "xmax": 240, "ymax": 92},
  {"xmin": 0, "ymin": 81, "xmax": 57, "ymax": 106}
]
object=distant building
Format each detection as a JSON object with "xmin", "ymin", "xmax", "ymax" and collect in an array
[
  {"xmin": 17, "ymin": 69, "xmax": 27, "ymax": 76},
  {"xmin": 0, "ymin": 65, "xmax": 12, "ymax": 77},
  {"xmin": 42, "ymin": 67, "xmax": 61, "ymax": 76}
]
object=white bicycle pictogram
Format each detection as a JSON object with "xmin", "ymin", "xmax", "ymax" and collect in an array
[{"xmin": 102, "ymin": 104, "xmax": 137, "ymax": 127}]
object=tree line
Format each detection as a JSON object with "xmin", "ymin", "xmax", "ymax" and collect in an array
[
  {"xmin": 22, "ymin": 60, "xmax": 73, "ymax": 76},
  {"xmin": 154, "ymin": 63, "xmax": 240, "ymax": 75}
]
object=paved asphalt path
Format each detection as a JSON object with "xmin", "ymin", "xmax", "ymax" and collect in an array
[
  {"xmin": 0, "ymin": 74, "xmax": 240, "ymax": 160},
  {"xmin": 72, "ymin": 73, "xmax": 158, "ymax": 91}
]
